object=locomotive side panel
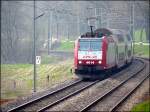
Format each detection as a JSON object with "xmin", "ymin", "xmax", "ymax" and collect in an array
[
  {"xmin": 74, "ymin": 40, "xmax": 78, "ymax": 69},
  {"xmin": 101, "ymin": 37, "xmax": 107, "ymax": 68}
]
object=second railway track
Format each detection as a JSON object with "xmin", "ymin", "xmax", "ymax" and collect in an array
[{"xmin": 80, "ymin": 59, "xmax": 149, "ymax": 112}]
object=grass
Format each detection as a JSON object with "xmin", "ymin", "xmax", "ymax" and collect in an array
[
  {"xmin": 1, "ymin": 58, "xmax": 74, "ymax": 99},
  {"xmin": 134, "ymin": 43, "xmax": 149, "ymax": 58},
  {"xmin": 56, "ymin": 40, "xmax": 74, "ymax": 51},
  {"xmin": 131, "ymin": 100, "xmax": 150, "ymax": 112},
  {"xmin": 134, "ymin": 29, "xmax": 147, "ymax": 42},
  {"xmin": 41, "ymin": 55, "xmax": 63, "ymax": 64}
]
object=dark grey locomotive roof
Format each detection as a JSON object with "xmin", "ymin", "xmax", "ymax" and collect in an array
[
  {"xmin": 94, "ymin": 28, "xmax": 127, "ymax": 35},
  {"xmin": 80, "ymin": 28, "xmax": 130, "ymax": 39},
  {"xmin": 94, "ymin": 28, "xmax": 113, "ymax": 36}
]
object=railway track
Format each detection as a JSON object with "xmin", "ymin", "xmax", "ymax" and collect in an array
[
  {"xmin": 46, "ymin": 59, "xmax": 148, "ymax": 111},
  {"xmin": 6, "ymin": 58, "xmax": 149, "ymax": 112},
  {"xmin": 109, "ymin": 74, "xmax": 149, "ymax": 112},
  {"xmin": 8, "ymin": 79, "xmax": 99, "ymax": 112},
  {"xmin": 80, "ymin": 59, "xmax": 149, "ymax": 112}
]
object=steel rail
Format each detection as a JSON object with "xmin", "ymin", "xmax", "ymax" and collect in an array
[
  {"xmin": 80, "ymin": 59, "xmax": 145, "ymax": 112},
  {"xmin": 37, "ymin": 80, "xmax": 99, "ymax": 112},
  {"xmin": 8, "ymin": 79, "xmax": 82, "ymax": 112},
  {"xmin": 109, "ymin": 74, "xmax": 149, "ymax": 112},
  {"xmin": 136, "ymin": 56, "xmax": 150, "ymax": 61}
]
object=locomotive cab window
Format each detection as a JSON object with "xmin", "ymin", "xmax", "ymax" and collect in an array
[
  {"xmin": 79, "ymin": 40, "xmax": 90, "ymax": 51},
  {"xmin": 79, "ymin": 39, "xmax": 102, "ymax": 51}
]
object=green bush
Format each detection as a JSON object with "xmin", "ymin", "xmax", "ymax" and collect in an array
[
  {"xmin": 134, "ymin": 44, "xmax": 149, "ymax": 58},
  {"xmin": 134, "ymin": 29, "xmax": 147, "ymax": 42},
  {"xmin": 56, "ymin": 41, "xmax": 74, "ymax": 51},
  {"xmin": 131, "ymin": 101, "xmax": 150, "ymax": 112}
]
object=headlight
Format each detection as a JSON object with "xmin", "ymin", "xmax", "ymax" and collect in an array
[
  {"xmin": 98, "ymin": 61, "xmax": 101, "ymax": 64},
  {"xmin": 79, "ymin": 61, "xmax": 82, "ymax": 64}
]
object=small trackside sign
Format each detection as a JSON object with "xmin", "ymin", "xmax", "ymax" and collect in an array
[{"xmin": 36, "ymin": 56, "xmax": 41, "ymax": 65}]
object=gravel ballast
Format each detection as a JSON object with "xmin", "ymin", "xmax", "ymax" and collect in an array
[
  {"xmin": 117, "ymin": 78, "xmax": 149, "ymax": 111},
  {"xmin": 116, "ymin": 60, "xmax": 149, "ymax": 111}
]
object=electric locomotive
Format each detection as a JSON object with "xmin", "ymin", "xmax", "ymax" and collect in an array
[{"xmin": 74, "ymin": 28, "xmax": 133, "ymax": 79}]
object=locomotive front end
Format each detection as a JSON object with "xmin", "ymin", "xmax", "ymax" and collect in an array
[{"xmin": 74, "ymin": 38, "xmax": 104, "ymax": 73}]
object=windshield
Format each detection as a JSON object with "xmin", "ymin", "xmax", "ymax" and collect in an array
[{"xmin": 79, "ymin": 39, "xmax": 102, "ymax": 51}]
